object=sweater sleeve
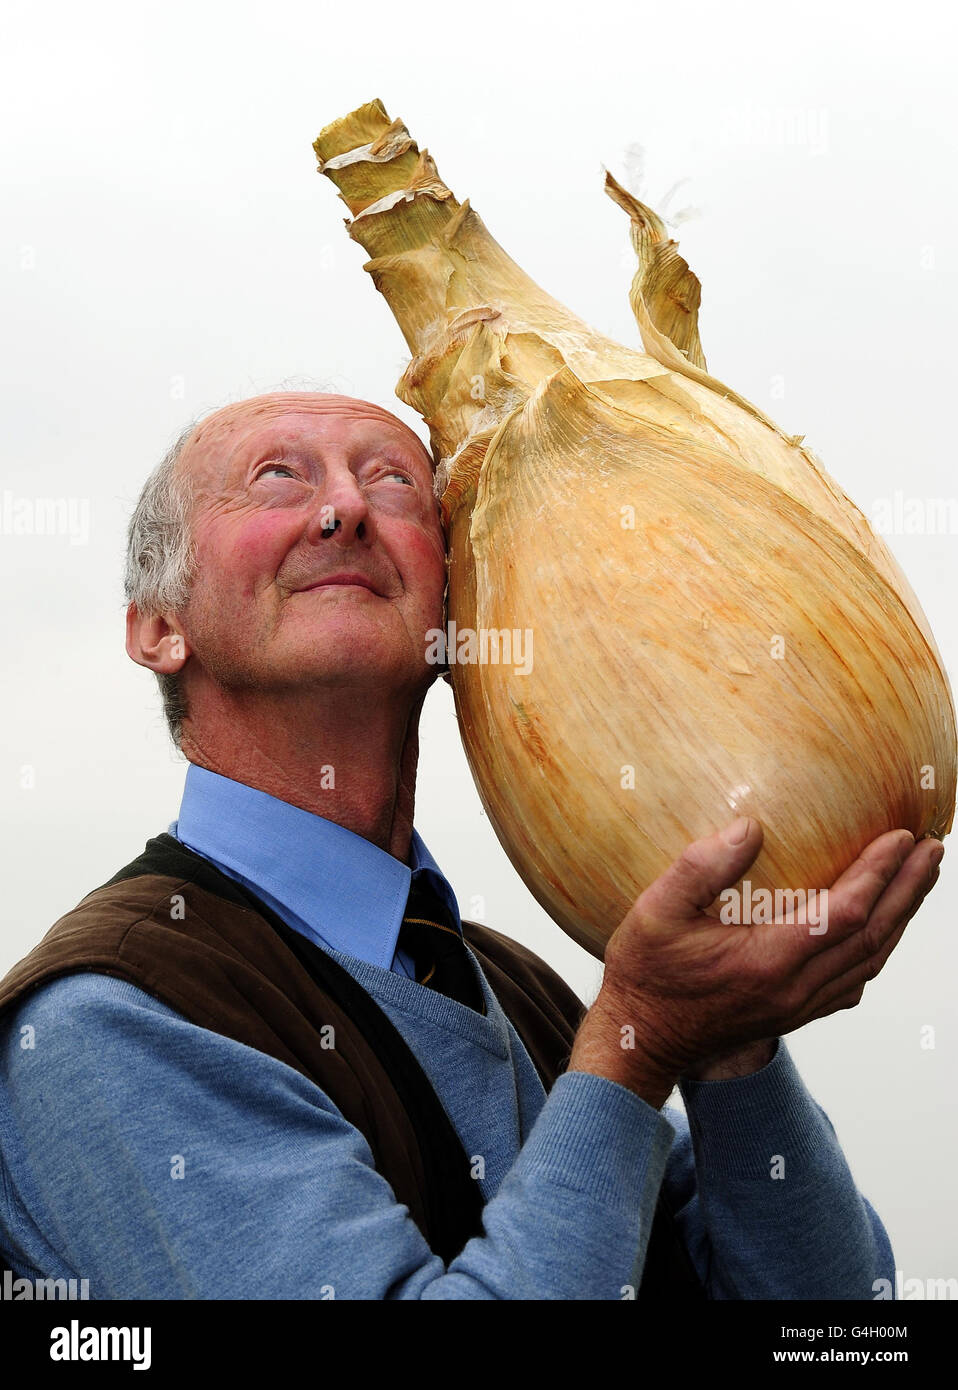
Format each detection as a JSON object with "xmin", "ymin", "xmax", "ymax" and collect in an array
[
  {"xmin": 0, "ymin": 972, "xmax": 674, "ymax": 1300},
  {"xmin": 658, "ymin": 1038, "xmax": 896, "ymax": 1300}
]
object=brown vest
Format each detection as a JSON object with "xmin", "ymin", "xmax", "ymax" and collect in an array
[{"xmin": 0, "ymin": 832, "xmax": 703, "ymax": 1298}]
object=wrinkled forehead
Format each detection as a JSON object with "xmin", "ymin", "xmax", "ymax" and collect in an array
[{"xmin": 179, "ymin": 393, "xmax": 434, "ymax": 486}]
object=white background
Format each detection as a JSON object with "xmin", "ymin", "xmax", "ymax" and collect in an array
[{"xmin": 1, "ymin": 0, "xmax": 955, "ymax": 1292}]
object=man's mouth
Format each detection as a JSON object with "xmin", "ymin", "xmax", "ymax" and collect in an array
[{"xmin": 297, "ymin": 573, "xmax": 381, "ymax": 595}]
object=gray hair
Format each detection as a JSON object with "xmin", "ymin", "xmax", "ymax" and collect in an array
[{"xmin": 123, "ymin": 421, "xmax": 199, "ymax": 751}]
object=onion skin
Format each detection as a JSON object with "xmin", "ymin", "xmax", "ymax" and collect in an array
[{"xmin": 315, "ymin": 100, "xmax": 956, "ymax": 959}]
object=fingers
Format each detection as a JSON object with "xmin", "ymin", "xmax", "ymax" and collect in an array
[
  {"xmin": 801, "ymin": 837, "xmax": 943, "ymax": 993},
  {"xmin": 797, "ymin": 862, "xmax": 941, "ymax": 1024},
  {"xmin": 866, "ymin": 837, "xmax": 943, "ymax": 936},
  {"xmin": 808, "ymin": 829, "xmax": 917, "ymax": 949},
  {"xmin": 797, "ymin": 985, "xmax": 866, "ymax": 1029},
  {"xmin": 637, "ymin": 817, "xmax": 764, "ymax": 924}
]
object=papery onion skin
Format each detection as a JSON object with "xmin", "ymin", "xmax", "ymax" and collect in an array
[{"xmin": 314, "ymin": 100, "xmax": 956, "ymax": 959}]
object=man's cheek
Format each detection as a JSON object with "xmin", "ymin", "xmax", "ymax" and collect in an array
[
  {"xmin": 229, "ymin": 514, "xmax": 292, "ymax": 569},
  {"xmin": 398, "ymin": 522, "xmax": 447, "ymax": 577},
  {"xmin": 184, "ymin": 557, "xmax": 259, "ymax": 632}
]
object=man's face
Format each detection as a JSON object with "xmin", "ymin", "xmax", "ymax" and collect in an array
[{"xmin": 173, "ymin": 393, "xmax": 447, "ymax": 706}]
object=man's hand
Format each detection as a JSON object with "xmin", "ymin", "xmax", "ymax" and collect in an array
[{"xmin": 569, "ymin": 817, "xmax": 944, "ymax": 1106}]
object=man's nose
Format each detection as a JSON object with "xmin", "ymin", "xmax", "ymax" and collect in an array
[{"xmin": 305, "ymin": 466, "xmax": 374, "ymax": 545}]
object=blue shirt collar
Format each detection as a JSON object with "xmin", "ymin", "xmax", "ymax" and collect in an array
[{"xmin": 168, "ymin": 763, "xmax": 462, "ymax": 970}]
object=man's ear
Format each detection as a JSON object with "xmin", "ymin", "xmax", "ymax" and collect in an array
[{"xmin": 125, "ymin": 602, "xmax": 191, "ymax": 674}]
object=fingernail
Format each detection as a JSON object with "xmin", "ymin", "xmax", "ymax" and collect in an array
[
  {"xmin": 929, "ymin": 843, "xmax": 944, "ymax": 868},
  {"xmin": 722, "ymin": 816, "xmax": 751, "ymax": 846}
]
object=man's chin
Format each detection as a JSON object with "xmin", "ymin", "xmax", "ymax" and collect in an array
[{"xmin": 274, "ymin": 651, "xmax": 436, "ymax": 697}]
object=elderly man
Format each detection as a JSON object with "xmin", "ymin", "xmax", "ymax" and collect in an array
[{"xmin": 0, "ymin": 392, "xmax": 942, "ymax": 1299}]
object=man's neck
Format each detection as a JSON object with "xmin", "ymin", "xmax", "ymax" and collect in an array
[{"xmin": 178, "ymin": 683, "xmax": 426, "ymax": 861}]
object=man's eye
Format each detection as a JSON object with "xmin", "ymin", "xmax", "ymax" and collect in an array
[
  {"xmin": 255, "ymin": 463, "xmax": 298, "ymax": 480},
  {"xmin": 385, "ymin": 471, "xmax": 414, "ymax": 486}
]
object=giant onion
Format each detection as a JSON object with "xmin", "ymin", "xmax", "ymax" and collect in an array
[{"xmin": 313, "ymin": 99, "xmax": 956, "ymax": 958}]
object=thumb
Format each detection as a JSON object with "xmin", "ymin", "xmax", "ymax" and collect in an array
[{"xmin": 638, "ymin": 817, "xmax": 765, "ymax": 923}]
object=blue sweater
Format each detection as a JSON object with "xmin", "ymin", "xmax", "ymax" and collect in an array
[{"xmin": 0, "ymin": 767, "xmax": 895, "ymax": 1299}]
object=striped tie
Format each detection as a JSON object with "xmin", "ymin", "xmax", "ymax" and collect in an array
[{"xmin": 398, "ymin": 876, "xmax": 486, "ymax": 1015}]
